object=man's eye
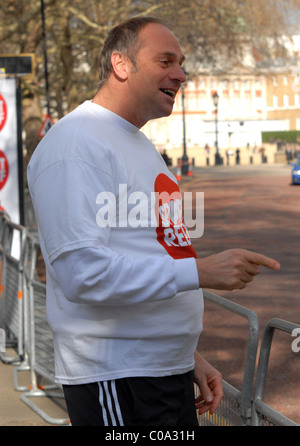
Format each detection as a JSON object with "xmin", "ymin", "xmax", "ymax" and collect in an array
[{"xmin": 160, "ymin": 60, "xmax": 169, "ymax": 67}]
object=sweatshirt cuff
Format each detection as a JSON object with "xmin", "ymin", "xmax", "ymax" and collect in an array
[{"xmin": 174, "ymin": 257, "xmax": 200, "ymax": 292}]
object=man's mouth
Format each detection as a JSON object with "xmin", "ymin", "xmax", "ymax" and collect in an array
[{"xmin": 159, "ymin": 88, "xmax": 176, "ymax": 99}]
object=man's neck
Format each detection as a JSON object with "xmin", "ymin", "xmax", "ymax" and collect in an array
[{"xmin": 92, "ymin": 86, "xmax": 147, "ymax": 129}]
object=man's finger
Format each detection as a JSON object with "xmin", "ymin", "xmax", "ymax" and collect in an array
[
  {"xmin": 245, "ymin": 251, "xmax": 280, "ymax": 271},
  {"xmin": 244, "ymin": 263, "xmax": 260, "ymax": 276}
]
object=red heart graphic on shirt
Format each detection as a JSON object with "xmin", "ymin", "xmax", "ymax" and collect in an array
[{"xmin": 154, "ymin": 173, "xmax": 197, "ymax": 259}]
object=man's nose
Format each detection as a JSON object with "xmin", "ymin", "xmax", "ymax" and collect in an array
[{"xmin": 170, "ymin": 65, "xmax": 186, "ymax": 84}]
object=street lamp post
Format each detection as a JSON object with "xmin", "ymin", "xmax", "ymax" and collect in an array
[
  {"xmin": 181, "ymin": 82, "xmax": 189, "ymax": 175},
  {"xmin": 213, "ymin": 92, "xmax": 221, "ymax": 165},
  {"xmin": 41, "ymin": 0, "xmax": 50, "ymax": 117}
]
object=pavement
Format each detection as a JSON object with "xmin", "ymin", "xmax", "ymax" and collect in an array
[
  {"xmin": 0, "ymin": 349, "xmax": 69, "ymax": 426},
  {"xmin": 0, "ymin": 162, "xmax": 299, "ymax": 426}
]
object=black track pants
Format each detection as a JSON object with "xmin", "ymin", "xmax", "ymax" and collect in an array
[{"xmin": 62, "ymin": 370, "xmax": 199, "ymax": 426}]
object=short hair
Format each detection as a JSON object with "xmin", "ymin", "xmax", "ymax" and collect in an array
[{"xmin": 98, "ymin": 16, "xmax": 167, "ymax": 89}]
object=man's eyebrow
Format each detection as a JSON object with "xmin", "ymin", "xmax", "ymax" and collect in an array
[{"xmin": 157, "ymin": 51, "xmax": 185, "ymax": 64}]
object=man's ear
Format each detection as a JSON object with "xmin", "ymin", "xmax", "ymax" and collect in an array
[{"xmin": 110, "ymin": 51, "xmax": 130, "ymax": 81}]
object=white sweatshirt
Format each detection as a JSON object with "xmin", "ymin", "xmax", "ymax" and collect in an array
[{"xmin": 27, "ymin": 101, "xmax": 204, "ymax": 385}]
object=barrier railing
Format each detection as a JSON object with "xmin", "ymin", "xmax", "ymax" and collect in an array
[
  {"xmin": 12, "ymin": 232, "xmax": 33, "ymax": 391},
  {"xmin": 197, "ymin": 293, "xmax": 299, "ymax": 427},
  {"xmin": 197, "ymin": 290, "xmax": 260, "ymax": 426},
  {"xmin": 0, "ymin": 216, "xmax": 27, "ymax": 365},
  {"xmin": 0, "ymin": 213, "xmax": 9, "ymax": 321},
  {"xmin": 19, "ymin": 235, "xmax": 70, "ymax": 425},
  {"xmin": 251, "ymin": 318, "xmax": 300, "ymax": 426}
]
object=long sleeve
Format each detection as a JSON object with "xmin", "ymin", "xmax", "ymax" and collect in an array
[{"xmin": 52, "ymin": 245, "xmax": 199, "ymax": 306}]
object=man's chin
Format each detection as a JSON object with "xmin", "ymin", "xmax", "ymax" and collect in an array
[
  {"xmin": 146, "ymin": 104, "xmax": 174, "ymax": 123},
  {"xmin": 157, "ymin": 106, "xmax": 174, "ymax": 119}
]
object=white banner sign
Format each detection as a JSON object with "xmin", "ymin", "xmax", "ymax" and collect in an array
[{"xmin": 0, "ymin": 77, "xmax": 20, "ymax": 224}]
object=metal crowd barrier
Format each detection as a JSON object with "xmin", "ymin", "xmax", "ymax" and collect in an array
[
  {"xmin": 0, "ymin": 213, "xmax": 8, "ymax": 341},
  {"xmin": 0, "ymin": 212, "xmax": 69, "ymax": 424},
  {"xmin": 197, "ymin": 292, "xmax": 300, "ymax": 427},
  {"xmin": 0, "ymin": 213, "xmax": 8, "ymax": 315},
  {"xmin": 197, "ymin": 290, "xmax": 260, "ymax": 426},
  {"xmin": 12, "ymin": 232, "xmax": 33, "ymax": 391},
  {"xmin": 0, "ymin": 215, "xmax": 27, "ymax": 365},
  {"xmin": 251, "ymin": 318, "xmax": 300, "ymax": 426},
  {"xmin": 19, "ymin": 236, "xmax": 70, "ymax": 425}
]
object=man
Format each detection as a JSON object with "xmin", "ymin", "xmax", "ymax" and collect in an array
[{"xmin": 27, "ymin": 16, "xmax": 280, "ymax": 426}]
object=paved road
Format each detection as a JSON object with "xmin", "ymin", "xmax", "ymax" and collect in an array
[
  {"xmin": 180, "ymin": 163, "xmax": 300, "ymax": 424},
  {"xmin": 0, "ymin": 162, "xmax": 299, "ymax": 426}
]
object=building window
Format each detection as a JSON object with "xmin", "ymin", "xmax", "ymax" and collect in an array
[
  {"xmin": 188, "ymin": 94, "xmax": 197, "ymax": 111},
  {"xmin": 222, "ymin": 80, "xmax": 228, "ymax": 89},
  {"xmin": 198, "ymin": 79, "xmax": 206, "ymax": 89},
  {"xmin": 210, "ymin": 79, "xmax": 217, "ymax": 90},
  {"xmin": 273, "ymin": 76, "xmax": 278, "ymax": 86},
  {"xmin": 233, "ymin": 91, "xmax": 240, "ymax": 110},
  {"xmin": 283, "ymin": 76, "xmax": 289, "ymax": 86},
  {"xmin": 273, "ymin": 95, "xmax": 278, "ymax": 108},
  {"xmin": 187, "ymin": 80, "xmax": 195, "ymax": 90},
  {"xmin": 255, "ymin": 80, "xmax": 261, "ymax": 89},
  {"xmin": 244, "ymin": 91, "xmax": 251, "ymax": 110},
  {"xmin": 295, "ymin": 94, "xmax": 300, "ymax": 107},
  {"xmin": 284, "ymin": 94, "xmax": 289, "ymax": 107},
  {"xmin": 221, "ymin": 91, "xmax": 229, "ymax": 117},
  {"xmin": 198, "ymin": 92, "xmax": 207, "ymax": 112}
]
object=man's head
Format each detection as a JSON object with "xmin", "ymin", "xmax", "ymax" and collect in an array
[
  {"xmin": 98, "ymin": 16, "xmax": 166, "ymax": 89},
  {"xmin": 94, "ymin": 16, "xmax": 186, "ymax": 127}
]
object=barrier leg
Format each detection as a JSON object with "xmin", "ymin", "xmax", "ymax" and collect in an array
[
  {"xmin": 13, "ymin": 354, "xmax": 31, "ymax": 391},
  {"xmin": 20, "ymin": 375, "xmax": 70, "ymax": 426}
]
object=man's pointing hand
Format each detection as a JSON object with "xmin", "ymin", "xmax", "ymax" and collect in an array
[{"xmin": 196, "ymin": 249, "xmax": 280, "ymax": 291}]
